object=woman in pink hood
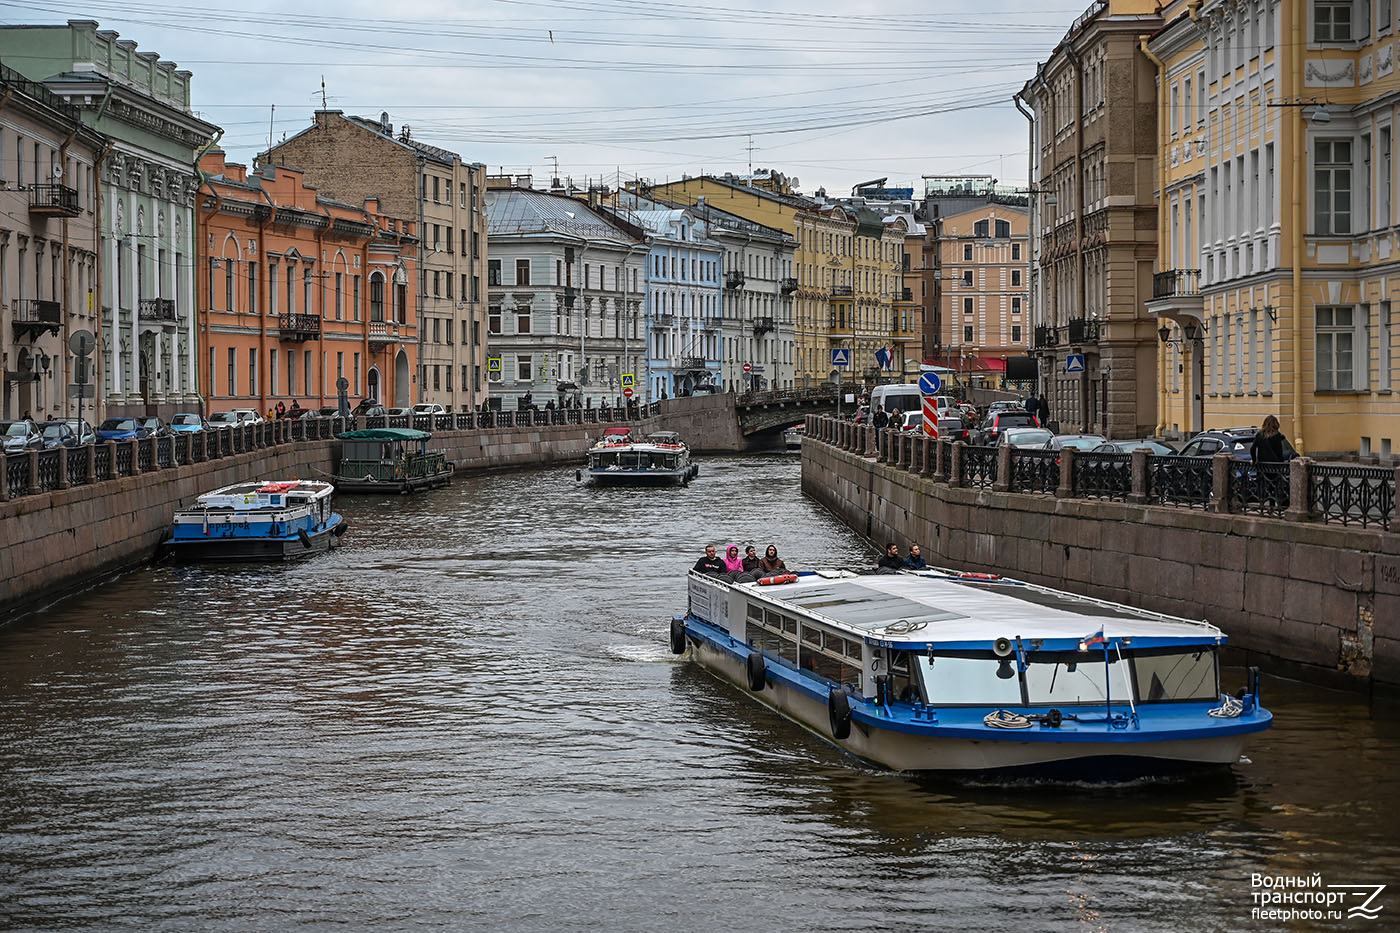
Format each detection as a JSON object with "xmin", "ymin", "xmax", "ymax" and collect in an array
[{"xmin": 722, "ymin": 545, "xmax": 744, "ymax": 573}]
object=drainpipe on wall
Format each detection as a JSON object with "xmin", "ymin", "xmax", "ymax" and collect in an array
[
  {"xmin": 1014, "ymin": 87, "xmax": 1036, "ymax": 394},
  {"xmin": 1066, "ymin": 46, "xmax": 1089, "ymax": 431},
  {"xmin": 1140, "ymin": 36, "xmax": 1170, "ymax": 437},
  {"xmin": 1289, "ymin": 4, "xmax": 1305, "ymax": 454}
]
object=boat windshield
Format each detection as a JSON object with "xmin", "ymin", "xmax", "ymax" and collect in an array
[{"xmin": 915, "ymin": 647, "xmax": 1216, "ymax": 707}]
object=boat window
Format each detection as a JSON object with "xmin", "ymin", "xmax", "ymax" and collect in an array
[
  {"xmin": 746, "ymin": 603, "xmax": 763, "ymax": 622},
  {"xmin": 800, "ymin": 624, "xmax": 823, "ymax": 647},
  {"xmin": 916, "ymin": 654, "xmax": 1023, "ymax": 706},
  {"xmin": 843, "ymin": 638, "xmax": 862, "ymax": 659},
  {"xmin": 1023, "ymin": 652, "xmax": 1121, "ymax": 706},
  {"xmin": 1132, "ymin": 649, "xmax": 1217, "ymax": 702},
  {"xmin": 782, "ymin": 616, "xmax": 797, "ymax": 635},
  {"xmin": 888, "ymin": 651, "xmax": 917, "ymax": 703}
]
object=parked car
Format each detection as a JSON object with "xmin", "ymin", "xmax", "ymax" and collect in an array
[
  {"xmin": 998, "ymin": 427, "xmax": 1055, "ymax": 449},
  {"xmin": 291, "ymin": 407, "xmax": 325, "ymax": 420},
  {"xmin": 987, "ymin": 400, "xmax": 1025, "ymax": 414},
  {"xmin": 1176, "ymin": 427, "xmax": 1294, "ymax": 461},
  {"xmin": 95, "ymin": 417, "xmax": 147, "ymax": 441},
  {"xmin": 412, "ymin": 403, "xmax": 446, "ymax": 417},
  {"xmin": 62, "ymin": 418, "xmax": 96, "ymax": 445},
  {"xmin": 2, "ymin": 418, "xmax": 44, "ymax": 453},
  {"xmin": 137, "ymin": 415, "xmax": 171, "ymax": 438},
  {"xmin": 357, "ymin": 404, "xmax": 388, "ymax": 419},
  {"xmin": 38, "ymin": 421, "xmax": 80, "ymax": 449},
  {"xmin": 206, "ymin": 411, "xmax": 241, "ymax": 429},
  {"xmin": 1043, "ymin": 434, "xmax": 1108, "ymax": 452},
  {"xmin": 316, "ymin": 406, "xmax": 342, "ymax": 419},
  {"xmin": 1093, "ymin": 439, "xmax": 1177, "ymax": 456},
  {"xmin": 386, "ymin": 407, "xmax": 412, "ymax": 418},
  {"xmin": 974, "ymin": 410, "xmax": 1041, "ymax": 445},
  {"xmin": 170, "ymin": 413, "xmax": 207, "ymax": 434},
  {"xmin": 352, "ymin": 398, "xmax": 383, "ymax": 416},
  {"xmin": 229, "ymin": 408, "xmax": 264, "ymax": 425}
]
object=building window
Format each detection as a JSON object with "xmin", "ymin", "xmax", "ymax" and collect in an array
[
  {"xmin": 488, "ymin": 306, "xmax": 502, "ymax": 334},
  {"xmin": 1012, "ymin": 270, "xmax": 1022, "ymax": 287},
  {"xmin": 515, "ymin": 259, "xmax": 530, "ymax": 286},
  {"xmin": 335, "ymin": 272, "xmax": 343, "ymax": 320},
  {"xmin": 963, "ymin": 244, "xmax": 973, "ymax": 261},
  {"xmin": 1012, "ymin": 297, "xmax": 1022, "ymax": 314},
  {"xmin": 973, "ymin": 220, "xmax": 989, "ymax": 237},
  {"xmin": 1314, "ymin": 139, "xmax": 1352, "ymax": 234},
  {"xmin": 962, "ymin": 270, "xmax": 973, "ymax": 287},
  {"xmin": 517, "ymin": 354, "xmax": 533, "ymax": 382},
  {"xmin": 488, "ymin": 259, "xmax": 501, "ymax": 286},
  {"xmin": 1314, "ymin": 0, "xmax": 1353, "ymax": 41},
  {"xmin": 517, "ymin": 309, "xmax": 531, "ymax": 334},
  {"xmin": 248, "ymin": 262, "xmax": 258, "ymax": 315},
  {"xmin": 963, "ymin": 297, "xmax": 974, "ymax": 314},
  {"xmin": 1012, "ymin": 243, "xmax": 1021, "ymax": 260},
  {"xmin": 353, "ymin": 275, "xmax": 361, "ymax": 321},
  {"xmin": 227, "ymin": 347, "xmax": 237, "ymax": 397},
  {"xmin": 433, "ymin": 271, "xmax": 441, "ymax": 297},
  {"xmin": 963, "ymin": 325, "xmax": 974, "ymax": 342},
  {"xmin": 369, "ymin": 272, "xmax": 385, "ymax": 321},
  {"xmin": 995, "ymin": 219, "xmax": 1010, "ymax": 238},
  {"xmin": 1316, "ymin": 306, "xmax": 1357, "ymax": 390},
  {"xmin": 1012, "ymin": 325, "xmax": 1022, "ymax": 342},
  {"xmin": 432, "ymin": 176, "xmax": 441, "ymax": 202}
]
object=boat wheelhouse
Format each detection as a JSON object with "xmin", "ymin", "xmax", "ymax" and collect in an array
[
  {"xmin": 334, "ymin": 427, "xmax": 453, "ymax": 494},
  {"xmin": 581, "ymin": 427, "xmax": 698, "ymax": 486},
  {"xmin": 783, "ymin": 423, "xmax": 805, "ymax": 451},
  {"xmin": 166, "ymin": 480, "xmax": 347, "ymax": 561},
  {"xmin": 673, "ymin": 568, "xmax": 1271, "ymax": 776}
]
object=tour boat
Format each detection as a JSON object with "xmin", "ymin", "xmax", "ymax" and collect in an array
[
  {"xmin": 165, "ymin": 480, "xmax": 347, "ymax": 561},
  {"xmin": 783, "ymin": 423, "xmax": 805, "ymax": 451},
  {"xmin": 579, "ymin": 426, "xmax": 698, "ymax": 486},
  {"xmin": 672, "ymin": 567, "xmax": 1272, "ymax": 776},
  {"xmin": 334, "ymin": 427, "xmax": 453, "ymax": 494}
]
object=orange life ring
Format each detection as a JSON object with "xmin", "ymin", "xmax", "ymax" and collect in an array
[
  {"xmin": 758, "ymin": 573, "xmax": 798, "ymax": 585},
  {"xmin": 959, "ymin": 572, "xmax": 1000, "ymax": 580}
]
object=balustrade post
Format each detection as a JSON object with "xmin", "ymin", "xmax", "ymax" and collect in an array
[
  {"xmin": 56, "ymin": 446, "xmax": 70, "ymax": 490},
  {"xmin": 104, "ymin": 440, "xmax": 117, "ymax": 477},
  {"xmin": 1056, "ymin": 447, "xmax": 1076, "ymax": 498},
  {"xmin": 865, "ymin": 425, "xmax": 876, "ymax": 458},
  {"xmin": 1128, "ymin": 449, "xmax": 1150, "ymax": 504},
  {"xmin": 948, "ymin": 441, "xmax": 964, "ymax": 488},
  {"xmin": 932, "ymin": 439, "xmax": 948, "ymax": 483},
  {"xmin": 85, "ymin": 443, "xmax": 96, "ymax": 484},
  {"xmin": 1284, "ymin": 457, "xmax": 1313, "ymax": 523},
  {"xmin": 921, "ymin": 436, "xmax": 934, "ymax": 476},
  {"xmin": 0, "ymin": 452, "xmax": 7, "ymax": 501},
  {"xmin": 128, "ymin": 440, "xmax": 141, "ymax": 476},
  {"xmin": 993, "ymin": 444, "xmax": 1012, "ymax": 493},
  {"xmin": 25, "ymin": 450, "xmax": 40, "ymax": 494},
  {"xmin": 1209, "ymin": 451, "xmax": 1231, "ymax": 512}
]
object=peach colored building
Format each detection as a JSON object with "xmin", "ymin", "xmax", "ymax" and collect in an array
[{"xmin": 196, "ymin": 152, "xmax": 418, "ymax": 415}]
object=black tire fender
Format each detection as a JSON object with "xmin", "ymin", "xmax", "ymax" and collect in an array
[
  {"xmin": 669, "ymin": 618, "xmax": 687, "ymax": 655},
  {"xmin": 746, "ymin": 652, "xmax": 766, "ymax": 692},
  {"xmin": 297, "ymin": 528, "xmax": 312, "ymax": 549},
  {"xmin": 828, "ymin": 688, "xmax": 852, "ymax": 740}
]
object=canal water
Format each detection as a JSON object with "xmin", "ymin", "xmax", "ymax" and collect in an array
[{"xmin": 1, "ymin": 454, "xmax": 1397, "ymax": 931}]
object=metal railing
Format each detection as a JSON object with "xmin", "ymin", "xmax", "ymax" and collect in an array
[
  {"xmin": 94, "ymin": 444, "xmax": 111, "ymax": 479},
  {"xmin": 1310, "ymin": 464, "xmax": 1394, "ymax": 529},
  {"xmin": 1149, "ymin": 455, "xmax": 1212, "ymax": 509},
  {"xmin": 278, "ymin": 313, "xmax": 321, "ymax": 340},
  {"xmin": 963, "ymin": 445, "xmax": 997, "ymax": 489},
  {"xmin": 1074, "ymin": 452, "xmax": 1132, "ymax": 501},
  {"xmin": 5, "ymin": 454, "xmax": 28, "ymax": 497},
  {"xmin": 67, "ymin": 448, "xmax": 89, "ymax": 486},
  {"xmin": 35, "ymin": 449, "xmax": 60, "ymax": 490},
  {"xmin": 28, "ymin": 183, "xmax": 80, "ymax": 215},
  {"xmin": 138, "ymin": 298, "xmax": 177, "ymax": 322},
  {"xmin": 1009, "ymin": 449, "xmax": 1058, "ymax": 495},
  {"xmin": 1152, "ymin": 268, "xmax": 1201, "ymax": 299}
]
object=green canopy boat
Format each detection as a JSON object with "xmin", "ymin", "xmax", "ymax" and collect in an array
[{"xmin": 334, "ymin": 427, "xmax": 454, "ymax": 494}]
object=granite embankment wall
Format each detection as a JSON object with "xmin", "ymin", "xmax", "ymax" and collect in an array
[
  {"xmin": 801, "ymin": 425, "xmax": 1399, "ymax": 691},
  {"xmin": 0, "ymin": 393, "xmax": 744, "ymax": 624}
]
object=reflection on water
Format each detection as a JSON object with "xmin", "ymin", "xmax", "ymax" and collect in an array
[{"xmin": 0, "ymin": 453, "xmax": 1396, "ymax": 931}]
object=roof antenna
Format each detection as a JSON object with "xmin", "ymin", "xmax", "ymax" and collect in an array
[
  {"xmin": 267, "ymin": 103, "xmax": 275, "ymax": 153},
  {"xmin": 320, "ymin": 75, "xmax": 328, "ymax": 110}
]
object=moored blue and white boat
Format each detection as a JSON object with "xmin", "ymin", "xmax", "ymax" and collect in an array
[
  {"xmin": 581, "ymin": 427, "xmax": 698, "ymax": 486},
  {"xmin": 673, "ymin": 567, "xmax": 1271, "ymax": 776},
  {"xmin": 166, "ymin": 480, "xmax": 347, "ymax": 561}
]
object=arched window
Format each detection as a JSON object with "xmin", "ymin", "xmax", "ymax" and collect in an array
[{"xmin": 369, "ymin": 272, "xmax": 385, "ymax": 322}]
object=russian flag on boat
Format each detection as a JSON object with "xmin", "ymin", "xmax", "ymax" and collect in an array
[{"xmin": 1079, "ymin": 629, "xmax": 1107, "ymax": 650}]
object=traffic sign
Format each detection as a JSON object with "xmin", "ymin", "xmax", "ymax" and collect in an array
[
  {"xmin": 831, "ymin": 348, "xmax": 852, "ymax": 368},
  {"xmin": 69, "ymin": 329, "xmax": 95, "ymax": 357},
  {"xmin": 918, "ymin": 371, "xmax": 941, "ymax": 395},
  {"xmin": 1066, "ymin": 354, "xmax": 1086, "ymax": 373},
  {"xmin": 488, "ymin": 357, "xmax": 502, "ymax": 372},
  {"xmin": 623, "ymin": 387, "xmax": 634, "ymax": 399},
  {"xmin": 68, "ymin": 383, "xmax": 96, "ymax": 399},
  {"xmin": 742, "ymin": 362, "xmax": 752, "ymax": 374},
  {"xmin": 921, "ymin": 397, "xmax": 940, "ymax": 438},
  {"xmin": 337, "ymin": 377, "xmax": 350, "ymax": 391},
  {"xmin": 621, "ymin": 373, "xmax": 635, "ymax": 389}
]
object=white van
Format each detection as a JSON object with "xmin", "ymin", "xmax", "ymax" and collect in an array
[{"xmin": 869, "ymin": 385, "xmax": 955, "ymax": 417}]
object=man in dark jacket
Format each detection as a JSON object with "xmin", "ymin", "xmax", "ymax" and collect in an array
[
  {"xmin": 873, "ymin": 406, "xmax": 889, "ymax": 429},
  {"xmin": 876, "ymin": 542, "xmax": 904, "ymax": 572},
  {"xmin": 1036, "ymin": 394, "xmax": 1051, "ymax": 426},
  {"xmin": 904, "ymin": 544, "xmax": 928, "ymax": 570},
  {"xmin": 692, "ymin": 545, "xmax": 726, "ymax": 574}
]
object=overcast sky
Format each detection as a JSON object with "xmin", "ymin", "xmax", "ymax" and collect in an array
[{"xmin": 3, "ymin": 0, "xmax": 1085, "ymax": 198}]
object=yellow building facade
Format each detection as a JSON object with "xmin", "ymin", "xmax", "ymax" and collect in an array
[{"xmin": 1148, "ymin": 0, "xmax": 1400, "ymax": 458}]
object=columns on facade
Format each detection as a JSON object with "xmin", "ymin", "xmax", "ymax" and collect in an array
[{"xmin": 108, "ymin": 232, "xmax": 122, "ymax": 397}]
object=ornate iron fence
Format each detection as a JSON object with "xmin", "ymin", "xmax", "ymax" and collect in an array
[
  {"xmin": 6, "ymin": 454, "xmax": 29, "ymax": 497},
  {"xmin": 1075, "ymin": 452, "xmax": 1132, "ymax": 500},
  {"xmin": 67, "ymin": 448, "xmax": 89, "ymax": 486},
  {"xmin": 94, "ymin": 444, "xmax": 111, "ymax": 478},
  {"xmin": 1309, "ymin": 464, "xmax": 1394, "ymax": 529},
  {"xmin": 192, "ymin": 433, "xmax": 206, "ymax": 462},
  {"xmin": 35, "ymin": 449, "xmax": 60, "ymax": 490},
  {"xmin": 1227, "ymin": 461, "xmax": 1290, "ymax": 517},
  {"xmin": 137, "ymin": 438, "xmax": 154, "ymax": 472},
  {"xmin": 115, "ymin": 442, "xmax": 133, "ymax": 476},
  {"xmin": 156, "ymin": 437, "xmax": 174, "ymax": 469},
  {"xmin": 1009, "ymin": 449, "xmax": 1058, "ymax": 494},
  {"xmin": 1148, "ymin": 455, "xmax": 1212, "ymax": 509},
  {"xmin": 963, "ymin": 445, "xmax": 998, "ymax": 489}
]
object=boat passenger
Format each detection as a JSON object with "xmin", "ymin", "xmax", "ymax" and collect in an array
[
  {"xmin": 741, "ymin": 546, "xmax": 762, "ymax": 573},
  {"xmin": 722, "ymin": 545, "xmax": 744, "ymax": 573},
  {"xmin": 759, "ymin": 545, "xmax": 787, "ymax": 573},
  {"xmin": 904, "ymin": 544, "xmax": 927, "ymax": 570},
  {"xmin": 876, "ymin": 542, "xmax": 904, "ymax": 572},
  {"xmin": 692, "ymin": 545, "xmax": 725, "ymax": 574}
]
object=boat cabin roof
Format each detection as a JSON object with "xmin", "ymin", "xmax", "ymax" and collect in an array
[
  {"xmin": 337, "ymin": 428, "xmax": 431, "ymax": 441},
  {"xmin": 195, "ymin": 479, "xmax": 334, "ymax": 509},
  {"xmin": 646, "ymin": 431, "xmax": 682, "ymax": 444},
  {"xmin": 723, "ymin": 569, "xmax": 1223, "ymax": 651}
]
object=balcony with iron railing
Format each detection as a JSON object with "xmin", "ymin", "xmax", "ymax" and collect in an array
[
  {"xmin": 780, "ymin": 276, "xmax": 797, "ymax": 295},
  {"xmin": 278, "ymin": 313, "xmax": 322, "ymax": 341},
  {"xmin": 831, "ymin": 284, "xmax": 853, "ymax": 298},
  {"xmin": 369, "ymin": 320, "xmax": 401, "ymax": 347},
  {"xmin": 680, "ymin": 355, "xmax": 708, "ymax": 370},
  {"xmin": 28, "ymin": 183, "xmax": 80, "ymax": 217},
  {"xmin": 11, "ymin": 298, "xmax": 61, "ymax": 338},
  {"xmin": 753, "ymin": 316, "xmax": 774, "ymax": 337},
  {"xmin": 138, "ymin": 298, "xmax": 177, "ymax": 322},
  {"xmin": 1146, "ymin": 267, "xmax": 1204, "ymax": 320},
  {"xmin": 1066, "ymin": 318, "xmax": 1099, "ymax": 344},
  {"xmin": 725, "ymin": 270, "xmax": 746, "ymax": 289}
]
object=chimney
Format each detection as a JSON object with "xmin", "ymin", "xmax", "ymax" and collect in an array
[{"xmin": 380, "ymin": 111, "xmax": 391, "ymax": 135}]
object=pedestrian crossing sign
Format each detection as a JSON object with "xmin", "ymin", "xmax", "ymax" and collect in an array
[
  {"xmin": 831, "ymin": 348, "xmax": 852, "ymax": 367},
  {"xmin": 621, "ymin": 373, "xmax": 635, "ymax": 389},
  {"xmin": 488, "ymin": 357, "xmax": 502, "ymax": 373},
  {"xmin": 1066, "ymin": 354, "xmax": 1086, "ymax": 373}
]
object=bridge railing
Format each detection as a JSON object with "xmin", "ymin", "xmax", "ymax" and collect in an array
[{"xmin": 806, "ymin": 416, "xmax": 1399, "ymax": 532}]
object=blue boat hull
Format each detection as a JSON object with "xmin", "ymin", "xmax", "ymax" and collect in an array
[
  {"xmin": 586, "ymin": 465, "xmax": 696, "ymax": 486},
  {"xmin": 165, "ymin": 514, "xmax": 347, "ymax": 562}
]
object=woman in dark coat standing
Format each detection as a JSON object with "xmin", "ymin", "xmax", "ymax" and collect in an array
[{"xmin": 1250, "ymin": 415, "xmax": 1289, "ymax": 462}]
